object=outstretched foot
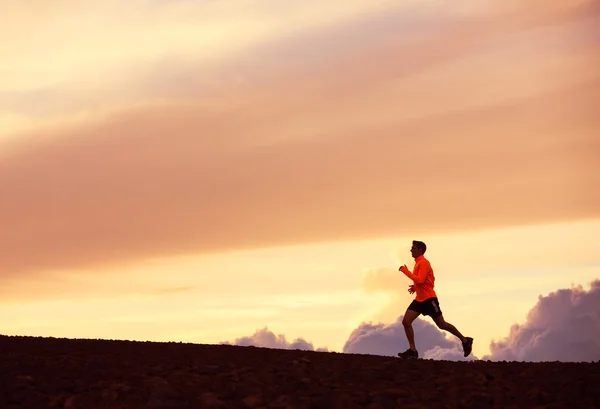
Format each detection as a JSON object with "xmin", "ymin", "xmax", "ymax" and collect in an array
[
  {"xmin": 397, "ymin": 348, "xmax": 419, "ymax": 359},
  {"xmin": 462, "ymin": 337, "xmax": 473, "ymax": 357}
]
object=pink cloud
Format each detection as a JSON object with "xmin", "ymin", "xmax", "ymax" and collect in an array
[
  {"xmin": 483, "ymin": 280, "xmax": 600, "ymax": 362},
  {"xmin": 221, "ymin": 280, "xmax": 600, "ymax": 362},
  {"xmin": 223, "ymin": 320, "xmax": 473, "ymax": 361},
  {"xmin": 341, "ymin": 318, "xmax": 477, "ymax": 361},
  {"xmin": 221, "ymin": 327, "xmax": 329, "ymax": 352}
]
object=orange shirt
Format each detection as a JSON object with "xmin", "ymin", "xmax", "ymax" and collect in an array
[{"xmin": 400, "ymin": 255, "xmax": 437, "ymax": 301}]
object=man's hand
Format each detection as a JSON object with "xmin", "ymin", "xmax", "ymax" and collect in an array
[
  {"xmin": 408, "ymin": 284, "xmax": 415, "ymax": 294},
  {"xmin": 399, "ymin": 265, "xmax": 408, "ymax": 273}
]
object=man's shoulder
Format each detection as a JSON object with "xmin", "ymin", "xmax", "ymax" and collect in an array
[
  {"xmin": 417, "ymin": 256, "xmax": 433, "ymax": 269},
  {"xmin": 416, "ymin": 256, "xmax": 430, "ymax": 264}
]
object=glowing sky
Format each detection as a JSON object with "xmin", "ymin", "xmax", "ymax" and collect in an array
[{"xmin": 1, "ymin": 0, "xmax": 599, "ymax": 360}]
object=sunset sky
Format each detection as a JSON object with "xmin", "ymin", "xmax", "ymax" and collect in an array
[{"xmin": 1, "ymin": 0, "xmax": 599, "ymax": 361}]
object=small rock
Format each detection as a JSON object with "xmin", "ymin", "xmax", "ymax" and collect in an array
[
  {"xmin": 354, "ymin": 392, "xmax": 372, "ymax": 406},
  {"xmin": 271, "ymin": 394, "xmax": 291, "ymax": 408},
  {"xmin": 16, "ymin": 375, "xmax": 34, "ymax": 382},
  {"xmin": 201, "ymin": 365, "xmax": 221, "ymax": 374},
  {"xmin": 370, "ymin": 394, "xmax": 396, "ymax": 409},
  {"xmin": 532, "ymin": 389, "xmax": 551, "ymax": 404},
  {"xmin": 63, "ymin": 396, "xmax": 77, "ymax": 408},
  {"xmin": 381, "ymin": 388, "xmax": 410, "ymax": 399},
  {"xmin": 332, "ymin": 395, "xmax": 353, "ymax": 409},
  {"xmin": 201, "ymin": 392, "xmax": 224, "ymax": 408},
  {"xmin": 49, "ymin": 395, "xmax": 66, "ymax": 408},
  {"xmin": 460, "ymin": 392, "xmax": 494, "ymax": 409},
  {"xmin": 242, "ymin": 395, "xmax": 262, "ymax": 408},
  {"xmin": 101, "ymin": 389, "xmax": 118, "ymax": 401}
]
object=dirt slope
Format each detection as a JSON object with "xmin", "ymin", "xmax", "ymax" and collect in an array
[{"xmin": 1, "ymin": 335, "xmax": 598, "ymax": 409}]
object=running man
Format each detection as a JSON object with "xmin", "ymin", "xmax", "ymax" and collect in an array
[{"xmin": 397, "ymin": 240, "xmax": 473, "ymax": 359}]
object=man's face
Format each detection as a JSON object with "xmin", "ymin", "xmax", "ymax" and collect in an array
[{"xmin": 410, "ymin": 244, "xmax": 421, "ymax": 258}]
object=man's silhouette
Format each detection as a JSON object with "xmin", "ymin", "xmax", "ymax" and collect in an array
[{"xmin": 397, "ymin": 240, "xmax": 473, "ymax": 359}]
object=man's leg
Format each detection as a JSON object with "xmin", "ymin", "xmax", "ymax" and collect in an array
[
  {"xmin": 401, "ymin": 309, "xmax": 420, "ymax": 351},
  {"xmin": 432, "ymin": 314, "xmax": 473, "ymax": 357},
  {"xmin": 432, "ymin": 314, "xmax": 466, "ymax": 343}
]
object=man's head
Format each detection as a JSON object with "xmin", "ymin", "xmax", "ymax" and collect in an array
[{"xmin": 410, "ymin": 240, "xmax": 427, "ymax": 258}]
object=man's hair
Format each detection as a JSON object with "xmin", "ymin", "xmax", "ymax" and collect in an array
[{"xmin": 413, "ymin": 240, "xmax": 427, "ymax": 254}]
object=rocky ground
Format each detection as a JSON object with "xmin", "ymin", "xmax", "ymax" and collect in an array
[{"xmin": 1, "ymin": 335, "xmax": 598, "ymax": 409}]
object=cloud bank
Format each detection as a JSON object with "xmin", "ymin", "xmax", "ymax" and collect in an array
[
  {"xmin": 484, "ymin": 279, "xmax": 600, "ymax": 362},
  {"xmin": 223, "ymin": 279, "xmax": 600, "ymax": 362},
  {"xmin": 342, "ymin": 318, "xmax": 476, "ymax": 361},
  {"xmin": 220, "ymin": 327, "xmax": 329, "ymax": 352},
  {"xmin": 222, "ymin": 260, "xmax": 477, "ymax": 361},
  {"xmin": 224, "ymin": 317, "xmax": 475, "ymax": 361}
]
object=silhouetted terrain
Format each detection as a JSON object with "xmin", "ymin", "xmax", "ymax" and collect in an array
[{"xmin": 1, "ymin": 335, "xmax": 598, "ymax": 409}]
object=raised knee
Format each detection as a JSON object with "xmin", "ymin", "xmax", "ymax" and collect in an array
[{"xmin": 402, "ymin": 318, "xmax": 411, "ymax": 327}]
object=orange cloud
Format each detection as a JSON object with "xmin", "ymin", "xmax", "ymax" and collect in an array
[{"xmin": 1, "ymin": 1, "xmax": 599, "ymax": 275}]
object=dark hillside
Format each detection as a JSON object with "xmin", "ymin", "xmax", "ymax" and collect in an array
[{"xmin": 1, "ymin": 335, "xmax": 598, "ymax": 409}]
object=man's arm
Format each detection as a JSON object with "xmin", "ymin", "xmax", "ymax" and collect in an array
[{"xmin": 399, "ymin": 262, "xmax": 431, "ymax": 284}]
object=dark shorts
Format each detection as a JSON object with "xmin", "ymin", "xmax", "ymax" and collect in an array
[{"xmin": 408, "ymin": 297, "xmax": 442, "ymax": 318}]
